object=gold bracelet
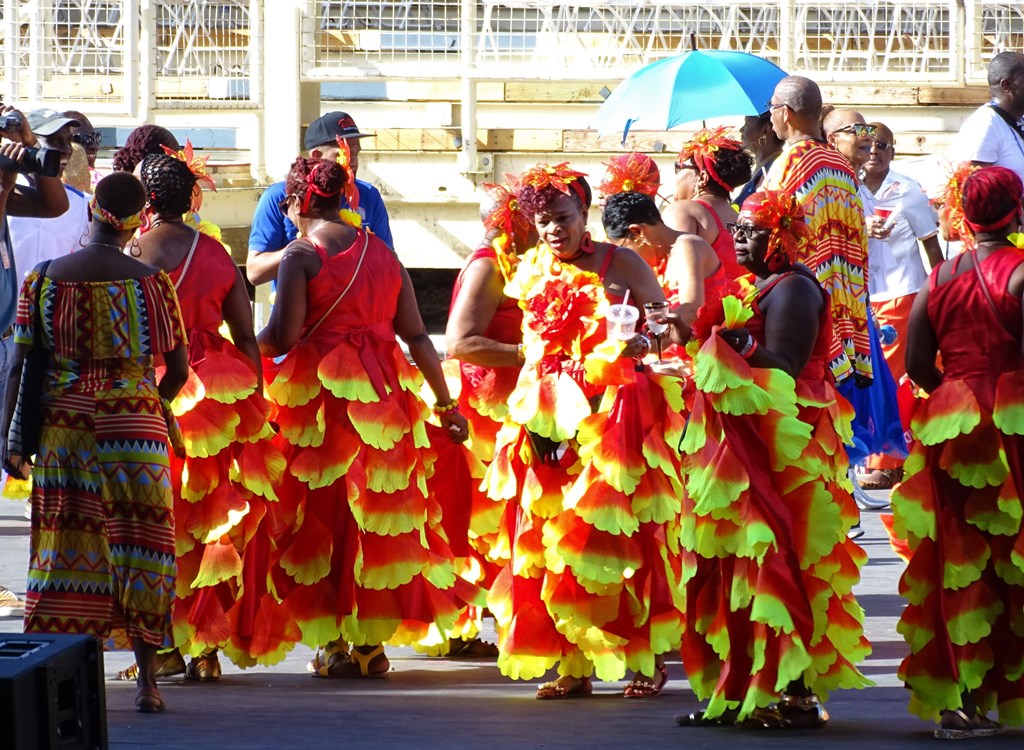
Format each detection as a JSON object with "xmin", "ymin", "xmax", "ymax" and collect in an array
[
  {"xmin": 433, "ymin": 399, "xmax": 459, "ymax": 414},
  {"xmin": 515, "ymin": 343, "xmax": 525, "ymax": 366}
]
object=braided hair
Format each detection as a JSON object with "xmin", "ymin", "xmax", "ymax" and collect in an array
[
  {"xmin": 112, "ymin": 125, "xmax": 180, "ymax": 173},
  {"xmin": 140, "ymin": 153, "xmax": 197, "ymax": 216},
  {"xmin": 285, "ymin": 157, "xmax": 346, "ymax": 215}
]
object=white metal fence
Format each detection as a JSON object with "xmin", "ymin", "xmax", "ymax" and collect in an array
[{"xmin": 2, "ymin": 1, "xmax": 1023, "ymax": 115}]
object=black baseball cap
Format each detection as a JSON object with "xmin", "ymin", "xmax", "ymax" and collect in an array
[{"xmin": 303, "ymin": 111, "xmax": 372, "ymax": 150}]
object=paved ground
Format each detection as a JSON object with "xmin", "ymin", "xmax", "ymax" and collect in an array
[{"xmin": 2, "ymin": 494, "xmax": 1021, "ymax": 749}]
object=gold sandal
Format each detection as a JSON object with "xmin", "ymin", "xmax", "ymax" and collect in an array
[
  {"xmin": 115, "ymin": 650, "xmax": 186, "ymax": 682},
  {"xmin": 185, "ymin": 651, "xmax": 222, "ymax": 682},
  {"xmin": 346, "ymin": 645, "xmax": 389, "ymax": 678},
  {"xmin": 307, "ymin": 640, "xmax": 351, "ymax": 678}
]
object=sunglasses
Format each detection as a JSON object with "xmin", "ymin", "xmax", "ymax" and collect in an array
[
  {"xmin": 726, "ymin": 222, "xmax": 769, "ymax": 240},
  {"xmin": 871, "ymin": 141, "xmax": 893, "ymax": 151},
  {"xmin": 765, "ymin": 101, "xmax": 789, "ymax": 112},
  {"xmin": 278, "ymin": 194, "xmax": 302, "ymax": 213},
  {"xmin": 674, "ymin": 161, "xmax": 697, "ymax": 174},
  {"xmin": 834, "ymin": 123, "xmax": 878, "ymax": 138},
  {"xmin": 72, "ymin": 131, "xmax": 102, "ymax": 148}
]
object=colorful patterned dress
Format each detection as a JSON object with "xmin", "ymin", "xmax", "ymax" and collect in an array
[
  {"xmin": 15, "ymin": 270, "xmax": 186, "ymax": 647},
  {"xmin": 158, "ymin": 231, "xmax": 286, "ymax": 666},
  {"xmin": 891, "ymin": 246, "xmax": 1024, "ymax": 726},
  {"xmin": 679, "ymin": 273, "xmax": 871, "ymax": 720},
  {"xmin": 765, "ymin": 140, "xmax": 871, "ymax": 384},
  {"xmin": 264, "ymin": 230, "xmax": 475, "ymax": 653},
  {"xmin": 484, "ymin": 243, "xmax": 686, "ymax": 682}
]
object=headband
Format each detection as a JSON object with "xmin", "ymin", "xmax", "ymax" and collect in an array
[
  {"xmin": 740, "ymin": 190, "xmax": 810, "ymax": 258},
  {"xmin": 520, "ymin": 162, "xmax": 589, "ymax": 206},
  {"xmin": 160, "ymin": 139, "xmax": 216, "ymax": 212},
  {"xmin": 90, "ymin": 195, "xmax": 143, "ymax": 232},
  {"xmin": 678, "ymin": 127, "xmax": 743, "ymax": 194},
  {"xmin": 961, "ymin": 165, "xmax": 1023, "ymax": 235},
  {"xmin": 598, "ymin": 152, "xmax": 661, "ymax": 199},
  {"xmin": 301, "ymin": 162, "xmax": 342, "ymax": 214}
]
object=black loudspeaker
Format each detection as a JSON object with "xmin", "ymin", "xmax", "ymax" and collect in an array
[{"xmin": 0, "ymin": 632, "xmax": 107, "ymax": 750}]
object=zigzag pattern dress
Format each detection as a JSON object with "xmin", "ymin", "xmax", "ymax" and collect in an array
[
  {"xmin": 16, "ymin": 270, "xmax": 186, "ymax": 647},
  {"xmin": 159, "ymin": 231, "xmax": 287, "ymax": 666},
  {"xmin": 891, "ymin": 247, "xmax": 1024, "ymax": 726},
  {"xmin": 765, "ymin": 140, "xmax": 871, "ymax": 384}
]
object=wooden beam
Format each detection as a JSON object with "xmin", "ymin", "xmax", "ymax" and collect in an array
[{"xmin": 917, "ymin": 86, "xmax": 988, "ymax": 106}]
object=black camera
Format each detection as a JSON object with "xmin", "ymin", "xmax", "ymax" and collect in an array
[
  {"xmin": 0, "ymin": 112, "xmax": 22, "ymax": 132},
  {"xmin": 0, "ymin": 146, "xmax": 61, "ymax": 177}
]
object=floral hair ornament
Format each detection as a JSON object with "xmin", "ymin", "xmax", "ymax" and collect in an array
[
  {"xmin": 598, "ymin": 152, "xmax": 661, "ymax": 199},
  {"xmin": 740, "ymin": 190, "xmax": 810, "ymax": 264},
  {"xmin": 301, "ymin": 161, "xmax": 342, "ymax": 214},
  {"xmin": 90, "ymin": 195, "xmax": 143, "ymax": 232},
  {"xmin": 160, "ymin": 139, "xmax": 216, "ymax": 212},
  {"xmin": 481, "ymin": 175, "xmax": 532, "ymax": 238},
  {"xmin": 520, "ymin": 161, "xmax": 589, "ymax": 206},
  {"xmin": 334, "ymin": 135, "xmax": 360, "ymax": 212},
  {"xmin": 678, "ymin": 127, "xmax": 743, "ymax": 193},
  {"xmin": 933, "ymin": 160, "xmax": 979, "ymax": 247}
]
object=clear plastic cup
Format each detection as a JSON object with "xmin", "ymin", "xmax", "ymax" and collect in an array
[{"xmin": 606, "ymin": 304, "xmax": 639, "ymax": 341}]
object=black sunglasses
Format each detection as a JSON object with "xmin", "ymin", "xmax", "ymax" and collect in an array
[
  {"xmin": 72, "ymin": 131, "xmax": 102, "ymax": 148},
  {"xmin": 871, "ymin": 141, "xmax": 893, "ymax": 151},
  {"xmin": 278, "ymin": 195, "xmax": 301, "ymax": 213},
  {"xmin": 674, "ymin": 161, "xmax": 697, "ymax": 174},
  {"xmin": 726, "ymin": 222, "xmax": 769, "ymax": 240}
]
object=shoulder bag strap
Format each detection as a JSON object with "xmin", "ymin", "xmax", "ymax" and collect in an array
[
  {"xmin": 970, "ymin": 248, "xmax": 1018, "ymax": 338},
  {"xmin": 35, "ymin": 260, "xmax": 53, "ymax": 350},
  {"xmin": 297, "ymin": 230, "xmax": 370, "ymax": 348},
  {"xmin": 988, "ymin": 103, "xmax": 1024, "ymax": 144},
  {"xmin": 172, "ymin": 230, "xmax": 202, "ymax": 292}
]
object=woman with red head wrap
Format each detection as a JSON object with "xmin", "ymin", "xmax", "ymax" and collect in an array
[
  {"xmin": 483, "ymin": 162, "xmax": 690, "ymax": 700},
  {"xmin": 663, "ymin": 127, "xmax": 752, "ymax": 281},
  {"xmin": 892, "ymin": 165, "xmax": 1024, "ymax": 739},
  {"xmin": 676, "ymin": 189, "xmax": 870, "ymax": 728},
  {"xmin": 256, "ymin": 156, "xmax": 473, "ymax": 679}
]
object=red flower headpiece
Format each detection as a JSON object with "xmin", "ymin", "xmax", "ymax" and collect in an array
[
  {"xmin": 160, "ymin": 139, "xmax": 216, "ymax": 212},
  {"xmin": 520, "ymin": 161, "xmax": 588, "ymax": 205},
  {"xmin": 301, "ymin": 161, "xmax": 342, "ymax": 214},
  {"xmin": 740, "ymin": 190, "xmax": 811, "ymax": 259},
  {"xmin": 334, "ymin": 136, "xmax": 360, "ymax": 212},
  {"xmin": 598, "ymin": 152, "xmax": 661, "ymax": 198},
  {"xmin": 934, "ymin": 161, "xmax": 979, "ymax": 247},
  {"xmin": 678, "ymin": 127, "xmax": 743, "ymax": 193},
  {"xmin": 482, "ymin": 175, "xmax": 532, "ymax": 238}
]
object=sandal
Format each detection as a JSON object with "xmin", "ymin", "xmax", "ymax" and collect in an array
[
  {"xmin": 536, "ymin": 676, "xmax": 593, "ymax": 700},
  {"xmin": 135, "ymin": 686, "xmax": 165, "ymax": 714},
  {"xmin": 859, "ymin": 468, "xmax": 903, "ymax": 491},
  {"xmin": 675, "ymin": 708, "xmax": 739, "ymax": 726},
  {"xmin": 185, "ymin": 651, "xmax": 222, "ymax": 682},
  {"xmin": 447, "ymin": 637, "xmax": 499, "ymax": 658},
  {"xmin": 310, "ymin": 643, "xmax": 389, "ymax": 679},
  {"xmin": 307, "ymin": 640, "xmax": 351, "ymax": 678},
  {"xmin": 740, "ymin": 694, "xmax": 829, "ymax": 729},
  {"xmin": 934, "ymin": 709, "xmax": 1002, "ymax": 740},
  {"xmin": 116, "ymin": 650, "xmax": 186, "ymax": 682},
  {"xmin": 623, "ymin": 663, "xmax": 668, "ymax": 698}
]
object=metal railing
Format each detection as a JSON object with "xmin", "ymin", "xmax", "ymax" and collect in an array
[{"xmin": 2, "ymin": 2, "xmax": 1023, "ymax": 115}]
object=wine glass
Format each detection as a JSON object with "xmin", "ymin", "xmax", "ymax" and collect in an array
[{"xmin": 643, "ymin": 301, "xmax": 670, "ymax": 363}]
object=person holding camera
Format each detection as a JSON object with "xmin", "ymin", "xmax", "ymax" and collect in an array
[
  {"xmin": 7, "ymin": 109, "xmax": 90, "ymax": 277},
  {"xmin": 0, "ymin": 104, "xmax": 72, "ymax": 616}
]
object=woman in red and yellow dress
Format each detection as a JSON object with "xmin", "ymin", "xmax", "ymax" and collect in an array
[
  {"xmin": 485, "ymin": 163, "xmax": 688, "ymax": 699},
  {"xmin": 676, "ymin": 190, "xmax": 870, "ymax": 728},
  {"xmin": 892, "ymin": 166, "xmax": 1024, "ymax": 739},
  {"xmin": 129, "ymin": 153, "xmax": 287, "ymax": 677},
  {"xmin": 258, "ymin": 156, "xmax": 473, "ymax": 677},
  {"xmin": 432, "ymin": 178, "xmax": 537, "ymax": 656}
]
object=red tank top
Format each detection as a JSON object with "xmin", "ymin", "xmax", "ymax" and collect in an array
[
  {"xmin": 694, "ymin": 198, "xmax": 747, "ymax": 281},
  {"xmin": 928, "ymin": 246, "xmax": 1024, "ymax": 383},
  {"xmin": 450, "ymin": 244, "xmax": 523, "ymax": 345}
]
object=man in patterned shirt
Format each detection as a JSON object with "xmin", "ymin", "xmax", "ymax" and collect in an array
[{"xmin": 764, "ymin": 76, "xmax": 872, "ymax": 389}]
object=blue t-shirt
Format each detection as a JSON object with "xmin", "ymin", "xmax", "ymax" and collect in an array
[
  {"xmin": 248, "ymin": 178, "xmax": 393, "ymax": 255},
  {"xmin": 0, "ymin": 220, "xmax": 18, "ymax": 332}
]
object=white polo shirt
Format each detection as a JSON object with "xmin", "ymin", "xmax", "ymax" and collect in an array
[
  {"xmin": 7, "ymin": 183, "xmax": 90, "ymax": 276},
  {"xmin": 865, "ymin": 170, "xmax": 939, "ymax": 302},
  {"xmin": 948, "ymin": 103, "xmax": 1024, "ymax": 185}
]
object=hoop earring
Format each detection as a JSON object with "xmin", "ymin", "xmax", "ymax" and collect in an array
[
  {"xmin": 757, "ymin": 134, "xmax": 768, "ymax": 146},
  {"xmin": 766, "ymin": 248, "xmax": 789, "ymax": 273},
  {"xmin": 78, "ymin": 228, "xmax": 90, "ymax": 247},
  {"xmin": 128, "ymin": 236, "xmax": 142, "ymax": 257}
]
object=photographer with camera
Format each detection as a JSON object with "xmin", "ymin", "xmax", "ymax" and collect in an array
[
  {"xmin": 8, "ymin": 109, "xmax": 90, "ymax": 275},
  {"xmin": 0, "ymin": 104, "xmax": 71, "ymax": 613}
]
